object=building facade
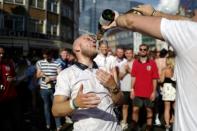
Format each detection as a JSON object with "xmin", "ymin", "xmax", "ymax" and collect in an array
[{"xmin": 0, "ymin": 0, "xmax": 79, "ymax": 55}]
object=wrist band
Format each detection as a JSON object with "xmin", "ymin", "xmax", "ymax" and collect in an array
[
  {"xmin": 69, "ymin": 99, "xmax": 75, "ymax": 110},
  {"xmin": 73, "ymin": 99, "xmax": 79, "ymax": 109}
]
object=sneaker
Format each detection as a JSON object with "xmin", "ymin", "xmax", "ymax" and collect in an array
[
  {"xmin": 154, "ymin": 118, "xmax": 161, "ymax": 126},
  {"xmin": 65, "ymin": 116, "xmax": 73, "ymax": 124},
  {"xmin": 165, "ymin": 125, "xmax": 171, "ymax": 131},
  {"xmin": 120, "ymin": 121, "xmax": 128, "ymax": 130},
  {"xmin": 57, "ymin": 126, "xmax": 62, "ymax": 131}
]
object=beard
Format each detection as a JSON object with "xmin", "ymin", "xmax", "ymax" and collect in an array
[{"xmin": 81, "ymin": 47, "xmax": 98, "ymax": 59}]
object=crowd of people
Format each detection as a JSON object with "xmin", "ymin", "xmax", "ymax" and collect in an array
[{"xmin": 0, "ymin": 3, "xmax": 197, "ymax": 131}]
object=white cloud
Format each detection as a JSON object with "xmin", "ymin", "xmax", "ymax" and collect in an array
[{"xmin": 157, "ymin": 0, "xmax": 180, "ymax": 14}]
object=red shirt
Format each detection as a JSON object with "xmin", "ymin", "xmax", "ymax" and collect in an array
[
  {"xmin": 0, "ymin": 59, "xmax": 17, "ymax": 102},
  {"xmin": 131, "ymin": 59, "xmax": 159, "ymax": 98}
]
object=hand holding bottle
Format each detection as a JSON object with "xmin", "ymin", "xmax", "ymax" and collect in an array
[
  {"xmin": 132, "ymin": 4, "xmax": 155, "ymax": 16},
  {"xmin": 99, "ymin": 9, "xmax": 119, "ymax": 30}
]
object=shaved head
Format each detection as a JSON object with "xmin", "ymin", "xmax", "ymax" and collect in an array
[
  {"xmin": 72, "ymin": 34, "xmax": 97, "ymax": 59},
  {"xmin": 72, "ymin": 34, "xmax": 93, "ymax": 52}
]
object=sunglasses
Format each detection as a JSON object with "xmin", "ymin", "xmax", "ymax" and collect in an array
[{"xmin": 139, "ymin": 48, "xmax": 147, "ymax": 51}]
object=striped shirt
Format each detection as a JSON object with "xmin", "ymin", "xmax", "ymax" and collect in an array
[{"xmin": 36, "ymin": 59, "xmax": 61, "ymax": 89}]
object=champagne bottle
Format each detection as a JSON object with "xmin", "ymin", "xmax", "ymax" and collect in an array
[{"xmin": 99, "ymin": 9, "xmax": 116, "ymax": 26}]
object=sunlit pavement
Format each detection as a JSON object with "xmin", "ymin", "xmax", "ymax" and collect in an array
[{"xmin": 59, "ymin": 123, "xmax": 168, "ymax": 131}]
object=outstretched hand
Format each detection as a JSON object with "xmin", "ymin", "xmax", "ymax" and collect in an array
[{"xmin": 75, "ymin": 84, "xmax": 101, "ymax": 108}]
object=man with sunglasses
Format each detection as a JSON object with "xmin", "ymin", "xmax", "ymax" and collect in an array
[
  {"xmin": 101, "ymin": 4, "xmax": 197, "ymax": 131},
  {"xmin": 130, "ymin": 44, "xmax": 159, "ymax": 131},
  {"xmin": 52, "ymin": 34, "xmax": 123, "ymax": 131}
]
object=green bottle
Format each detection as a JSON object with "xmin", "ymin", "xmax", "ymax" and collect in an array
[{"xmin": 99, "ymin": 9, "xmax": 115, "ymax": 26}]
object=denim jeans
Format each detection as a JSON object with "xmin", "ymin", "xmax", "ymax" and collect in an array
[{"xmin": 40, "ymin": 88, "xmax": 61, "ymax": 128}]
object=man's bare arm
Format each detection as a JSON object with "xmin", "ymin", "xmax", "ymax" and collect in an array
[
  {"xmin": 116, "ymin": 14, "xmax": 163, "ymax": 40},
  {"xmin": 52, "ymin": 96, "xmax": 73, "ymax": 117}
]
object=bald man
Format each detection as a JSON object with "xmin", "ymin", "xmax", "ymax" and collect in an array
[{"xmin": 52, "ymin": 34, "xmax": 123, "ymax": 131}]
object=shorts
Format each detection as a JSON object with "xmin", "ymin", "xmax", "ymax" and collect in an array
[
  {"xmin": 161, "ymin": 83, "xmax": 176, "ymax": 101},
  {"xmin": 122, "ymin": 91, "xmax": 131, "ymax": 105},
  {"xmin": 133, "ymin": 96, "xmax": 154, "ymax": 108}
]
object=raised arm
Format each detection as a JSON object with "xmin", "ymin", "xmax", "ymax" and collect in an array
[{"xmin": 115, "ymin": 14, "xmax": 163, "ymax": 40}]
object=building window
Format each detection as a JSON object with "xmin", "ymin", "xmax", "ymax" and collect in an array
[
  {"xmin": 4, "ymin": 15, "xmax": 24, "ymax": 31},
  {"xmin": 47, "ymin": 0, "xmax": 58, "ymax": 13},
  {"xmin": 30, "ymin": 0, "xmax": 44, "ymax": 9},
  {"xmin": 47, "ymin": 22, "xmax": 51, "ymax": 34},
  {"xmin": 53, "ymin": 2, "xmax": 57, "ymax": 13},
  {"xmin": 4, "ymin": 0, "xmax": 13, "ymax": 3},
  {"xmin": 0, "ymin": 14, "xmax": 4, "ymax": 29},
  {"xmin": 47, "ymin": 22, "xmax": 57, "ymax": 36},
  {"xmin": 14, "ymin": 16, "xmax": 24, "ymax": 31},
  {"xmin": 5, "ymin": 0, "xmax": 24, "ymax": 4},
  {"xmin": 4, "ymin": 16, "xmax": 13, "ymax": 30},
  {"xmin": 28, "ymin": 19, "xmax": 43, "ymax": 34},
  {"xmin": 29, "ymin": 19, "xmax": 36, "ymax": 32},
  {"xmin": 37, "ymin": 20, "xmax": 43, "ymax": 33},
  {"xmin": 61, "ymin": 5, "xmax": 72, "ymax": 19},
  {"xmin": 52, "ymin": 25, "xmax": 57, "ymax": 35},
  {"xmin": 61, "ymin": 25, "xmax": 72, "ymax": 40},
  {"xmin": 37, "ymin": 0, "xmax": 44, "ymax": 9},
  {"xmin": 30, "ymin": 0, "xmax": 36, "ymax": 6},
  {"xmin": 15, "ymin": 0, "xmax": 23, "ymax": 4}
]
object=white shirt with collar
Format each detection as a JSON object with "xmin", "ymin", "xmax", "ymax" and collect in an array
[{"xmin": 54, "ymin": 64, "xmax": 121, "ymax": 131}]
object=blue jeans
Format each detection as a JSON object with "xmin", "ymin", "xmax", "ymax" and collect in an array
[{"xmin": 40, "ymin": 88, "xmax": 61, "ymax": 128}]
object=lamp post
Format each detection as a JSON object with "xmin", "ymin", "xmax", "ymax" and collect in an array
[{"xmin": 91, "ymin": 0, "xmax": 96, "ymax": 34}]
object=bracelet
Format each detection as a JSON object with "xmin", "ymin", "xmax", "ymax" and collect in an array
[
  {"xmin": 151, "ymin": 9, "xmax": 157, "ymax": 16},
  {"xmin": 73, "ymin": 99, "xmax": 79, "ymax": 109}
]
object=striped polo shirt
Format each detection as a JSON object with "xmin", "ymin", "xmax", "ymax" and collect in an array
[{"xmin": 36, "ymin": 59, "xmax": 61, "ymax": 89}]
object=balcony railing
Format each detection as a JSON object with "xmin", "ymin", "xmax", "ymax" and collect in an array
[{"xmin": 0, "ymin": 29, "xmax": 65, "ymax": 41}]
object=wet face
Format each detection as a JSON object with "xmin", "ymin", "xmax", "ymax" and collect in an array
[{"xmin": 80, "ymin": 35, "xmax": 97, "ymax": 58}]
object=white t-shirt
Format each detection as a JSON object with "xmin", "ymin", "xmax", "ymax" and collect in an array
[
  {"xmin": 94, "ymin": 53, "xmax": 116, "ymax": 72},
  {"xmin": 119, "ymin": 59, "xmax": 134, "ymax": 92},
  {"xmin": 114, "ymin": 57, "xmax": 127, "ymax": 69},
  {"xmin": 114, "ymin": 57, "xmax": 127, "ymax": 91},
  {"xmin": 161, "ymin": 18, "xmax": 197, "ymax": 131},
  {"xmin": 54, "ymin": 65, "xmax": 121, "ymax": 131}
]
